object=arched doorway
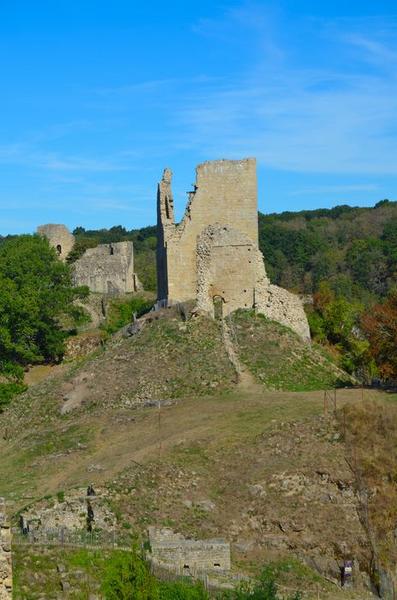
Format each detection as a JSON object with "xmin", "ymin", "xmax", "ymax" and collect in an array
[
  {"xmin": 213, "ymin": 295, "xmax": 224, "ymax": 320},
  {"xmin": 56, "ymin": 244, "xmax": 62, "ymax": 255}
]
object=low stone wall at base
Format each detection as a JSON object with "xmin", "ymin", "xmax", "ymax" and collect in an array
[
  {"xmin": 0, "ymin": 499, "xmax": 12, "ymax": 599},
  {"xmin": 148, "ymin": 527, "xmax": 231, "ymax": 573}
]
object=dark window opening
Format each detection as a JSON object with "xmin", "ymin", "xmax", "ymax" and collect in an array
[
  {"xmin": 165, "ymin": 197, "xmax": 171, "ymax": 219},
  {"xmin": 56, "ymin": 244, "xmax": 62, "ymax": 255},
  {"xmin": 214, "ymin": 563, "xmax": 221, "ymax": 568},
  {"xmin": 183, "ymin": 564, "xmax": 190, "ymax": 570},
  {"xmin": 110, "ymin": 245, "xmax": 114, "ymax": 255}
]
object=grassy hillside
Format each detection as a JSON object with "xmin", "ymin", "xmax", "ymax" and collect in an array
[{"xmin": 230, "ymin": 310, "xmax": 352, "ymax": 391}]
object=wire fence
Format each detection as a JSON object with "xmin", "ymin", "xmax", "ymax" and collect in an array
[{"xmin": 12, "ymin": 527, "xmax": 133, "ymax": 551}]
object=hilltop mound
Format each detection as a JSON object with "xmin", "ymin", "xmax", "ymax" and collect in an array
[
  {"xmin": 6, "ymin": 310, "xmax": 235, "ymax": 430},
  {"xmin": 230, "ymin": 310, "xmax": 352, "ymax": 391},
  {"xmin": 5, "ymin": 308, "xmax": 349, "ymax": 431}
]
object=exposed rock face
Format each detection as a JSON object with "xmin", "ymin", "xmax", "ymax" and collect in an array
[
  {"xmin": 72, "ymin": 241, "xmax": 138, "ymax": 294},
  {"xmin": 157, "ymin": 159, "xmax": 310, "ymax": 340},
  {"xmin": 0, "ymin": 499, "xmax": 12, "ymax": 599},
  {"xmin": 37, "ymin": 223, "xmax": 75, "ymax": 261}
]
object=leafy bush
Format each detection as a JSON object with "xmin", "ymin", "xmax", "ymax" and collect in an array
[
  {"xmin": 0, "ymin": 381, "xmax": 27, "ymax": 412},
  {"xmin": 219, "ymin": 566, "xmax": 301, "ymax": 600},
  {"xmin": 101, "ymin": 548, "xmax": 301, "ymax": 600},
  {"xmin": 101, "ymin": 549, "xmax": 159, "ymax": 600},
  {"xmin": 159, "ymin": 580, "xmax": 208, "ymax": 599},
  {"xmin": 102, "ymin": 296, "xmax": 153, "ymax": 336}
]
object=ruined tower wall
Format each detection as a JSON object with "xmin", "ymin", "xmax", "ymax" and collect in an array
[
  {"xmin": 36, "ymin": 224, "xmax": 75, "ymax": 261},
  {"xmin": 73, "ymin": 242, "xmax": 137, "ymax": 294},
  {"xmin": 0, "ymin": 499, "xmax": 12, "ymax": 599},
  {"xmin": 158, "ymin": 159, "xmax": 258, "ymax": 303},
  {"xmin": 197, "ymin": 225, "xmax": 258, "ymax": 318},
  {"xmin": 156, "ymin": 158, "xmax": 310, "ymax": 340}
]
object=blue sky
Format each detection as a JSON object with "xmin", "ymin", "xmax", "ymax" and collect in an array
[{"xmin": 1, "ymin": 0, "xmax": 397, "ymax": 234}]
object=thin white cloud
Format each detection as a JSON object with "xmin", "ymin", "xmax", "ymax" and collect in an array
[
  {"xmin": 178, "ymin": 8, "xmax": 397, "ymax": 176},
  {"xmin": 0, "ymin": 145, "xmax": 130, "ymax": 172}
]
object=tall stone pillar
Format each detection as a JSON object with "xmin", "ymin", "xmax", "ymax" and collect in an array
[{"xmin": 0, "ymin": 499, "xmax": 12, "ymax": 599}]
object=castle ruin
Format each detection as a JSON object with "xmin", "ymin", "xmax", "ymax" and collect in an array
[
  {"xmin": 72, "ymin": 242, "xmax": 138, "ymax": 294},
  {"xmin": 37, "ymin": 226, "xmax": 138, "ymax": 295},
  {"xmin": 157, "ymin": 158, "xmax": 310, "ymax": 340}
]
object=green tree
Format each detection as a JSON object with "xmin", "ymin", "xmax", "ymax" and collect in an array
[
  {"xmin": 307, "ymin": 283, "xmax": 372, "ymax": 377},
  {"xmin": 0, "ymin": 235, "xmax": 88, "ymax": 373}
]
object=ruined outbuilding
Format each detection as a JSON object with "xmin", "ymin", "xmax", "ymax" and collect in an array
[
  {"xmin": 37, "ymin": 225, "xmax": 138, "ymax": 295},
  {"xmin": 148, "ymin": 527, "xmax": 231, "ymax": 573},
  {"xmin": 157, "ymin": 158, "xmax": 310, "ymax": 340},
  {"xmin": 72, "ymin": 242, "xmax": 138, "ymax": 294}
]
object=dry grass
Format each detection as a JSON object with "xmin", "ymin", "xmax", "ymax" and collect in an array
[{"xmin": 337, "ymin": 397, "xmax": 397, "ymax": 570}]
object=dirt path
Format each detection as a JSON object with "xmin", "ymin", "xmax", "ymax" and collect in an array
[{"xmin": 221, "ymin": 318, "xmax": 258, "ymax": 389}]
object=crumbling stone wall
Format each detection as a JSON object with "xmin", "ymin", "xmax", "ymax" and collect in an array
[
  {"xmin": 38, "ymin": 224, "xmax": 139, "ymax": 295},
  {"xmin": 157, "ymin": 159, "xmax": 310, "ymax": 340},
  {"xmin": 72, "ymin": 242, "xmax": 138, "ymax": 294},
  {"xmin": 157, "ymin": 159, "xmax": 258, "ymax": 303},
  {"xmin": 196, "ymin": 225, "xmax": 258, "ymax": 318},
  {"xmin": 0, "ymin": 499, "xmax": 12, "ymax": 599},
  {"xmin": 148, "ymin": 527, "xmax": 231, "ymax": 572},
  {"xmin": 37, "ymin": 223, "xmax": 75, "ymax": 261}
]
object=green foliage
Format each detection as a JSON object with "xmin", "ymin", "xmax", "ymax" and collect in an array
[
  {"xmin": 307, "ymin": 283, "xmax": 374, "ymax": 377},
  {"xmin": 258, "ymin": 201, "xmax": 397, "ymax": 300},
  {"xmin": 101, "ymin": 548, "xmax": 159, "ymax": 600},
  {"xmin": 0, "ymin": 235, "xmax": 88, "ymax": 377},
  {"xmin": 66, "ymin": 236, "xmax": 99, "ymax": 263},
  {"xmin": 219, "ymin": 566, "xmax": 301, "ymax": 599},
  {"xmin": 159, "ymin": 580, "xmax": 209, "ymax": 599},
  {"xmin": 102, "ymin": 295, "xmax": 153, "ymax": 335},
  {"xmin": 101, "ymin": 549, "xmax": 302, "ymax": 600},
  {"xmin": 0, "ymin": 381, "xmax": 27, "ymax": 412}
]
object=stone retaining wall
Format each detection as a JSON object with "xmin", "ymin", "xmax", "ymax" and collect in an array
[
  {"xmin": 148, "ymin": 527, "xmax": 231, "ymax": 572},
  {"xmin": 0, "ymin": 499, "xmax": 12, "ymax": 599}
]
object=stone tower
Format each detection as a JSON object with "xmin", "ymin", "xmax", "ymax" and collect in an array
[
  {"xmin": 156, "ymin": 158, "xmax": 310, "ymax": 340},
  {"xmin": 37, "ymin": 224, "xmax": 75, "ymax": 261}
]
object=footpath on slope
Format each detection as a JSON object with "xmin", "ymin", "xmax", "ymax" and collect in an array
[{"xmin": 221, "ymin": 317, "xmax": 257, "ymax": 389}]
